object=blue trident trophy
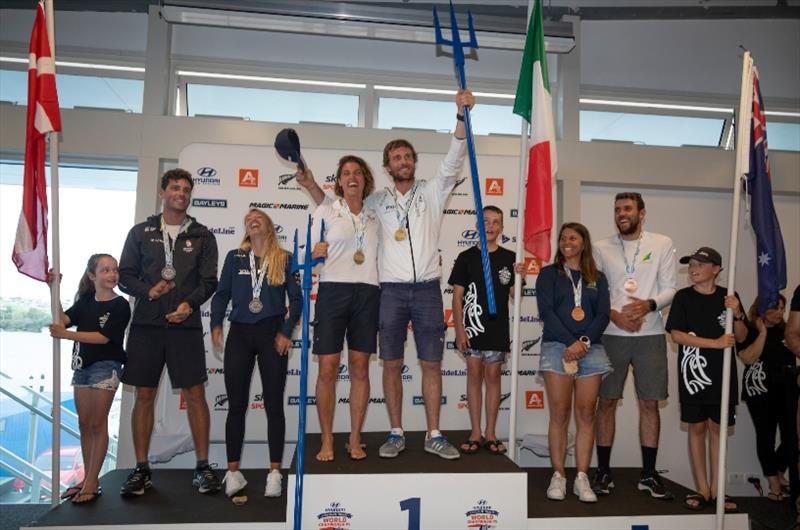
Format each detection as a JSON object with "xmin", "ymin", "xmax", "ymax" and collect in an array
[
  {"xmin": 290, "ymin": 215, "xmax": 325, "ymax": 530},
  {"xmin": 434, "ymin": 1, "xmax": 496, "ymax": 315}
]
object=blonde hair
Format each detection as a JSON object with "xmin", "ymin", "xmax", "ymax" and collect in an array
[{"xmin": 239, "ymin": 209, "xmax": 287, "ymax": 286}]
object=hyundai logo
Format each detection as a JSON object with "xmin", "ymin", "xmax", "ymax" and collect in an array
[
  {"xmin": 197, "ymin": 167, "xmax": 217, "ymax": 178},
  {"xmin": 461, "ymin": 230, "xmax": 479, "ymax": 240}
]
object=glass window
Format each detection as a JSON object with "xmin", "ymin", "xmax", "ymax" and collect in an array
[
  {"xmin": 767, "ymin": 121, "xmax": 800, "ymax": 152},
  {"xmin": 580, "ymin": 110, "xmax": 726, "ymax": 148},
  {"xmin": 0, "ymin": 161, "xmax": 136, "ymax": 503},
  {"xmin": 0, "ymin": 69, "xmax": 143, "ymax": 113},
  {"xmin": 186, "ymin": 83, "xmax": 359, "ymax": 126},
  {"xmin": 378, "ymin": 97, "xmax": 522, "ymax": 135}
]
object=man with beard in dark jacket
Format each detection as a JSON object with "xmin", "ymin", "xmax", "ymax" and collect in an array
[{"xmin": 118, "ymin": 168, "xmax": 220, "ymax": 496}]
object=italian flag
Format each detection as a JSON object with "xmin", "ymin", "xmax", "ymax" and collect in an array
[{"xmin": 513, "ymin": 0, "xmax": 556, "ymax": 262}]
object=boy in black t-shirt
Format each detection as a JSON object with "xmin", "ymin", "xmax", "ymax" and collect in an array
[
  {"xmin": 665, "ymin": 247, "xmax": 748, "ymax": 512},
  {"xmin": 448, "ymin": 206, "xmax": 524, "ymax": 455}
]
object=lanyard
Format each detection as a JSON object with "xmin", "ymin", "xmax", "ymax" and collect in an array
[
  {"xmin": 563, "ymin": 264, "xmax": 583, "ymax": 308},
  {"xmin": 342, "ymin": 200, "xmax": 366, "ymax": 252},
  {"xmin": 248, "ymin": 250, "xmax": 267, "ymax": 301},
  {"xmin": 391, "ymin": 183, "xmax": 419, "ymax": 232},
  {"xmin": 160, "ymin": 215, "xmax": 191, "ymax": 269},
  {"xmin": 618, "ymin": 232, "xmax": 643, "ymax": 279}
]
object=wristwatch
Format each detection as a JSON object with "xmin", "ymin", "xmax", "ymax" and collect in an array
[
  {"xmin": 648, "ymin": 299, "xmax": 657, "ymax": 312},
  {"xmin": 579, "ymin": 336, "xmax": 591, "ymax": 348}
]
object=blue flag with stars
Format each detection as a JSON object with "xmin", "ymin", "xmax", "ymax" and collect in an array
[{"xmin": 746, "ymin": 68, "xmax": 786, "ymax": 316}]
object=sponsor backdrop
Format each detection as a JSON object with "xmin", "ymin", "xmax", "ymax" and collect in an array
[{"xmin": 147, "ymin": 142, "xmax": 546, "ymax": 460}]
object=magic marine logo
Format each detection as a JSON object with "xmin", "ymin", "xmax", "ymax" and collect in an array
[
  {"xmin": 195, "ymin": 166, "xmax": 221, "ymax": 185},
  {"xmin": 443, "ymin": 207, "xmax": 477, "ymax": 216},
  {"xmin": 316, "ymin": 502, "xmax": 352, "ymax": 529},
  {"xmin": 249, "ymin": 201, "xmax": 309, "ymax": 211},
  {"xmin": 191, "ymin": 198, "xmax": 227, "ymax": 208},
  {"xmin": 465, "ymin": 499, "xmax": 500, "ymax": 529}
]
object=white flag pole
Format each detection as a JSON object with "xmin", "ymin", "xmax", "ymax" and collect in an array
[
  {"xmin": 44, "ymin": 0, "xmax": 62, "ymax": 507},
  {"xmin": 715, "ymin": 50, "xmax": 753, "ymax": 530},
  {"xmin": 509, "ymin": 0, "xmax": 536, "ymax": 463}
]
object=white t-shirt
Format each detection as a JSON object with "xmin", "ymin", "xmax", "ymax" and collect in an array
[
  {"xmin": 594, "ymin": 230, "xmax": 677, "ymax": 336},
  {"xmin": 364, "ymin": 136, "xmax": 467, "ymax": 283},
  {"xmin": 309, "ymin": 197, "xmax": 379, "ymax": 286}
]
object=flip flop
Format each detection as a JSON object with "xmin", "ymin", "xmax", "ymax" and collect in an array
[
  {"xmin": 72, "ymin": 487, "xmax": 102, "ymax": 505},
  {"xmin": 682, "ymin": 493, "xmax": 709, "ymax": 511},
  {"xmin": 767, "ymin": 491, "xmax": 786, "ymax": 502},
  {"xmin": 460, "ymin": 438, "xmax": 482, "ymax": 454},
  {"xmin": 60, "ymin": 484, "xmax": 83, "ymax": 500},
  {"xmin": 484, "ymin": 439, "xmax": 507, "ymax": 455}
]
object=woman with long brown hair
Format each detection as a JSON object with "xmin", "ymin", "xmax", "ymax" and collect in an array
[
  {"xmin": 535, "ymin": 222, "xmax": 611, "ymax": 503},
  {"xmin": 210, "ymin": 208, "xmax": 302, "ymax": 499}
]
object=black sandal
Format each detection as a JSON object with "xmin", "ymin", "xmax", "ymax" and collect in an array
[
  {"xmin": 682, "ymin": 493, "xmax": 709, "ymax": 511},
  {"xmin": 460, "ymin": 438, "xmax": 481, "ymax": 454},
  {"xmin": 72, "ymin": 487, "xmax": 102, "ymax": 505},
  {"xmin": 484, "ymin": 439, "xmax": 507, "ymax": 455},
  {"xmin": 60, "ymin": 484, "xmax": 83, "ymax": 500}
]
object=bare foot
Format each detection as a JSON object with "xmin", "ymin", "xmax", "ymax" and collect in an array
[
  {"xmin": 347, "ymin": 439, "xmax": 367, "ymax": 460},
  {"xmin": 316, "ymin": 434, "xmax": 334, "ymax": 462}
]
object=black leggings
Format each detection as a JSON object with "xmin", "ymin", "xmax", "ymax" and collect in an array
[
  {"xmin": 224, "ymin": 318, "xmax": 288, "ymax": 464},
  {"xmin": 744, "ymin": 370, "xmax": 798, "ymax": 492}
]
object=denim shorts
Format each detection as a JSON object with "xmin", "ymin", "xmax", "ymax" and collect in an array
[
  {"xmin": 538, "ymin": 341, "xmax": 612, "ymax": 379},
  {"xmin": 464, "ymin": 348, "xmax": 507, "ymax": 365},
  {"xmin": 379, "ymin": 280, "xmax": 445, "ymax": 362},
  {"xmin": 72, "ymin": 360, "xmax": 123, "ymax": 391}
]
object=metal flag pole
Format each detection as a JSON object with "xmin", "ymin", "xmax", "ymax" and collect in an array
[
  {"xmin": 290, "ymin": 216, "xmax": 325, "ymax": 530},
  {"xmin": 716, "ymin": 50, "xmax": 753, "ymax": 530},
  {"xmin": 44, "ymin": 0, "xmax": 62, "ymax": 505},
  {"xmin": 433, "ymin": 0, "xmax": 496, "ymax": 316},
  {"xmin": 508, "ymin": 0, "xmax": 536, "ymax": 465}
]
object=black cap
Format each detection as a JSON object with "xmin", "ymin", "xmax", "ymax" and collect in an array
[
  {"xmin": 274, "ymin": 128, "xmax": 305, "ymax": 171},
  {"xmin": 679, "ymin": 246, "xmax": 722, "ymax": 266}
]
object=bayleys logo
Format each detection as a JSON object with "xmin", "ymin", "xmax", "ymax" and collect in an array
[{"xmin": 191, "ymin": 198, "xmax": 227, "ymax": 208}]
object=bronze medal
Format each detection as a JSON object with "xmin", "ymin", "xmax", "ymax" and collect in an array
[
  {"xmin": 571, "ymin": 307, "xmax": 585, "ymax": 321},
  {"xmin": 623, "ymin": 278, "xmax": 638, "ymax": 293},
  {"xmin": 353, "ymin": 249, "xmax": 365, "ymax": 265},
  {"xmin": 394, "ymin": 228, "xmax": 406, "ymax": 241}
]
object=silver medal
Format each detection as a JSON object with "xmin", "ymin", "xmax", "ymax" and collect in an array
[
  {"xmin": 161, "ymin": 265, "xmax": 177, "ymax": 281},
  {"xmin": 248, "ymin": 298, "xmax": 263, "ymax": 314}
]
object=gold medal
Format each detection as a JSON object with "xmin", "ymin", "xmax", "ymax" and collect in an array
[
  {"xmin": 563, "ymin": 359, "xmax": 578, "ymax": 375},
  {"xmin": 571, "ymin": 307, "xmax": 585, "ymax": 321},
  {"xmin": 353, "ymin": 249, "xmax": 365, "ymax": 265},
  {"xmin": 395, "ymin": 228, "xmax": 406, "ymax": 241}
]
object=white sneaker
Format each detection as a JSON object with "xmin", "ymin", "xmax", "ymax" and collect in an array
[
  {"xmin": 546, "ymin": 471, "xmax": 567, "ymax": 501},
  {"xmin": 573, "ymin": 471, "xmax": 598, "ymax": 503},
  {"xmin": 222, "ymin": 470, "xmax": 247, "ymax": 497},
  {"xmin": 264, "ymin": 469, "xmax": 282, "ymax": 497}
]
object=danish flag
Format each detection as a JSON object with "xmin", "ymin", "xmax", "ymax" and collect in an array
[{"xmin": 12, "ymin": 1, "xmax": 61, "ymax": 282}]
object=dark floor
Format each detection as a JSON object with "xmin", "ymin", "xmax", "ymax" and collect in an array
[
  {"xmin": 0, "ymin": 504, "xmax": 50, "ymax": 530},
  {"xmin": 24, "ymin": 468, "xmax": 287, "ymax": 528}
]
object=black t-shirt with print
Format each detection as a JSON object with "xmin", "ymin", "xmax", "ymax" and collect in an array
[
  {"xmin": 665, "ymin": 286, "xmax": 738, "ymax": 406},
  {"xmin": 792, "ymin": 284, "xmax": 800, "ymax": 311},
  {"xmin": 448, "ymin": 245, "xmax": 517, "ymax": 351},
  {"xmin": 738, "ymin": 325, "xmax": 795, "ymax": 403},
  {"xmin": 64, "ymin": 294, "xmax": 130, "ymax": 369}
]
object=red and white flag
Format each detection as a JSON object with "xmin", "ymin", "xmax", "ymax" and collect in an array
[{"xmin": 12, "ymin": 1, "xmax": 61, "ymax": 282}]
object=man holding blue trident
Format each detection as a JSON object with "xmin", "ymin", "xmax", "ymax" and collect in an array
[{"xmin": 297, "ymin": 89, "xmax": 474, "ymax": 460}]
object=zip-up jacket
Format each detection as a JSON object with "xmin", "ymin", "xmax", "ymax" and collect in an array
[{"xmin": 119, "ymin": 214, "xmax": 218, "ymax": 329}]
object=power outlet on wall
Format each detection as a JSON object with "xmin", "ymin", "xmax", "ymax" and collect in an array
[{"xmin": 728, "ymin": 472, "xmax": 759, "ymax": 484}]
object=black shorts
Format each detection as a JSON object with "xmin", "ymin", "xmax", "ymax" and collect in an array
[
  {"xmin": 122, "ymin": 325, "xmax": 207, "ymax": 389},
  {"xmin": 681, "ymin": 402, "xmax": 736, "ymax": 426},
  {"xmin": 313, "ymin": 282, "xmax": 379, "ymax": 355}
]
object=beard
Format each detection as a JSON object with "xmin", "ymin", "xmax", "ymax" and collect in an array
[
  {"xmin": 389, "ymin": 167, "xmax": 415, "ymax": 182},
  {"xmin": 616, "ymin": 215, "xmax": 640, "ymax": 236}
]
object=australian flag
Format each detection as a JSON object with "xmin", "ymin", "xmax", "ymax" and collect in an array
[{"xmin": 746, "ymin": 68, "xmax": 786, "ymax": 316}]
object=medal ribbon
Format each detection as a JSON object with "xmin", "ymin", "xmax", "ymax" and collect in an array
[
  {"xmin": 342, "ymin": 200, "xmax": 366, "ymax": 253},
  {"xmin": 564, "ymin": 264, "xmax": 582, "ymax": 309},
  {"xmin": 617, "ymin": 232, "xmax": 643, "ymax": 280},
  {"xmin": 160, "ymin": 215, "xmax": 192, "ymax": 271},
  {"xmin": 248, "ymin": 251, "xmax": 267, "ymax": 302},
  {"xmin": 390, "ymin": 183, "xmax": 419, "ymax": 234}
]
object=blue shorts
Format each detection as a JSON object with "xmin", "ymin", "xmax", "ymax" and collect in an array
[
  {"xmin": 538, "ymin": 341, "xmax": 612, "ymax": 379},
  {"xmin": 72, "ymin": 360, "xmax": 123, "ymax": 391},
  {"xmin": 313, "ymin": 282, "xmax": 380, "ymax": 355},
  {"xmin": 379, "ymin": 280, "xmax": 446, "ymax": 362}
]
